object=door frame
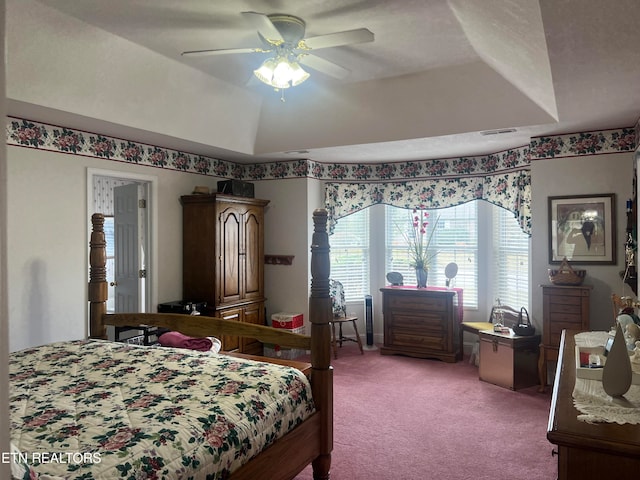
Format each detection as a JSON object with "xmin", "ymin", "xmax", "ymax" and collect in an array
[{"xmin": 86, "ymin": 168, "xmax": 158, "ymax": 328}]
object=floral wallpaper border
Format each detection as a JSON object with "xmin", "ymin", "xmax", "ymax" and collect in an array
[
  {"xmin": 7, "ymin": 117, "xmax": 636, "ymax": 183},
  {"xmin": 529, "ymin": 127, "xmax": 636, "ymax": 160}
]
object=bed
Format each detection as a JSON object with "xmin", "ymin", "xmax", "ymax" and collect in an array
[{"xmin": 9, "ymin": 209, "xmax": 333, "ymax": 480}]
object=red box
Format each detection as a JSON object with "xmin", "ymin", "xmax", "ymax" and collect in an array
[{"xmin": 271, "ymin": 312, "xmax": 303, "ymax": 330}]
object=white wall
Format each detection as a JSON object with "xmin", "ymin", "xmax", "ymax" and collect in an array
[
  {"xmin": 530, "ymin": 152, "xmax": 635, "ymax": 333},
  {"xmin": 6, "ymin": 146, "xmax": 220, "ymax": 351},
  {"xmin": 256, "ymin": 177, "xmax": 324, "ymax": 331}
]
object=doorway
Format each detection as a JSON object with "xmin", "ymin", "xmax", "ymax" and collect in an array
[{"xmin": 87, "ymin": 168, "xmax": 157, "ymax": 320}]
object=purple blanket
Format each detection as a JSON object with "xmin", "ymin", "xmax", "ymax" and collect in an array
[{"xmin": 158, "ymin": 331, "xmax": 213, "ymax": 351}]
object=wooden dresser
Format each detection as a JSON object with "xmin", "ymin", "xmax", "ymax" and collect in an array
[
  {"xmin": 181, "ymin": 193, "xmax": 269, "ymax": 355},
  {"xmin": 539, "ymin": 284, "xmax": 591, "ymax": 392},
  {"xmin": 379, "ymin": 287, "xmax": 459, "ymax": 363},
  {"xmin": 548, "ymin": 330, "xmax": 640, "ymax": 479}
]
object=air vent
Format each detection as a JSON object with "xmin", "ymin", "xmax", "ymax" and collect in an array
[
  {"xmin": 480, "ymin": 128, "xmax": 517, "ymax": 136},
  {"xmin": 285, "ymin": 150, "xmax": 310, "ymax": 155}
]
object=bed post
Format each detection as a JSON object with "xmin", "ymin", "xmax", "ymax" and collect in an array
[
  {"xmin": 309, "ymin": 208, "xmax": 333, "ymax": 480},
  {"xmin": 88, "ymin": 213, "xmax": 108, "ymax": 340}
]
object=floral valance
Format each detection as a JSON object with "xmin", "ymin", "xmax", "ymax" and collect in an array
[{"xmin": 325, "ymin": 169, "xmax": 532, "ymax": 235}]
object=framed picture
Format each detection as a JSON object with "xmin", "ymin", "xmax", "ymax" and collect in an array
[{"xmin": 548, "ymin": 193, "xmax": 616, "ymax": 264}]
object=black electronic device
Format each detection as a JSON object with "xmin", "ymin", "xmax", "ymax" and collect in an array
[
  {"xmin": 217, "ymin": 180, "xmax": 255, "ymax": 198},
  {"xmin": 603, "ymin": 336, "xmax": 615, "ymax": 356},
  {"xmin": 158, "ymin": 300, "xmax": 207, "ymax": 315},
  {"xmin": 364, "ymin": 294, "xmax": 374, "ymax": 346}
]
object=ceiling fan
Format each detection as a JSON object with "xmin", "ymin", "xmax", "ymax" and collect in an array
[{"xmin": 181, "ymin": 11, "xmax": 374, "ymax": 92}]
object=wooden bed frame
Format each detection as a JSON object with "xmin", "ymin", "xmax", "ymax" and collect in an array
[{"xmin": 88, "ymin": 209, "xmax": 333, "ymax": 480}]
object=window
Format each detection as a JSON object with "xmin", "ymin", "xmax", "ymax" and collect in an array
[
  {"xmin": 492, "ymin": 206, "xmax": 530, "ymax": 309},
  {"xmin": 386, "ymin": 203, "xmax": 479, "ymax": 308},
  {"xmin": 329, "ymin": 209, "xmax": 370, "ymax": 302},
  {"xmin": 328, "ymin": 201, "xmax": 529, "ymax": 313}
]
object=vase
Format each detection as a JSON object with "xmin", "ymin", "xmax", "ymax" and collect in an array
[
  {"xmin": 416, "ymin": 268, "xmax": 428, "ymax": 288},
  {"xmin": 602, "ymin": 322, "xmax": 633, "ymax": 397}
]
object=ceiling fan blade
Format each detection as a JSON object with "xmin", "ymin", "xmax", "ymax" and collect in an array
[
  {"xmin": 242, "ymin": 11, "xmax": 285, "ymax": 45},
  {"xmin": 299, "ymin": 54, "xmax": 351, "ymax": 79},
  {"xmin": 182, "ymin": 47, "xmax": 268, "ymax": 57},
  {"xmin": 302, "ymin": 28, "xmax": 374, "ymax": 50}
]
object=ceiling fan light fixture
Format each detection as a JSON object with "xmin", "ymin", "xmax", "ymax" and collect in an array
[
  {"xmin": 271, "ymin": 57, "xmax": 294, "ymax": 88},
  {"xmin": 289, "ymin": 62, "xmax": 310, "ymax": 86},
  {"xmin": 183, "ymin": 11, "xmax": 375, "ymax": 100},
  {"xmin": 254, "ymin": 51, "xmax": 310, "ymax": 90},
  {"xmin": 253, "ymin": 58, "xmax": 278, "ymax": 85}
]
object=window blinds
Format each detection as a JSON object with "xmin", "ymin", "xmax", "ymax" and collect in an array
[{"xmin": 329, "ymin": 209, "xmax": 370, "ymax": 302}]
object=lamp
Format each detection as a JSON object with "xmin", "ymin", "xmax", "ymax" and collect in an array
[{"xmin": 253, "ymin": 48, "xmax": 310, "ymax": 90}]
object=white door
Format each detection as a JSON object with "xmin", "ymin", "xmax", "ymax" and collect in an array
[{"xmin": 114, "ymin": 183, "xmax": 146, "ymax": 313}]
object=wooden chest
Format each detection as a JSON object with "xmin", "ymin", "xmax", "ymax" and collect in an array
[
  {"xmin": 479, "ymin": 330, "xmax": 541, "ymax": 390},
  {"xmin": 379, "ymin": 287, "xmax": 459, "ymax": 363}
]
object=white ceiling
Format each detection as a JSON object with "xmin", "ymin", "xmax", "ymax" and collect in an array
[{"xmin": 21, "ymin": 0, "xmax": 640, "ymax": 163}]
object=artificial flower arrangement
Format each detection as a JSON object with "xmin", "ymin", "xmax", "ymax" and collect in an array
[{"xmin": 399, "ymin": 207, "xmax": 440, "ymax": 270}]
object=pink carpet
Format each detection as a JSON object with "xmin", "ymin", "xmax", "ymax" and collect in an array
[{"xmin": 295, "ymin": 343, "xmax": 557, "ymax": 480}]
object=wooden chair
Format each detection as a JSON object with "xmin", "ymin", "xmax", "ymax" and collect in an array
[
  {"xmin": 460, "ymin": 302, "xmax": 522, "ymax": 363},
  {"xmin": 612, "ymin": 293, "xmax": 633, "ymax": 323},
  {"xmin": 329, "ymin": 279, "xmax": 364, "ymax": 359}
]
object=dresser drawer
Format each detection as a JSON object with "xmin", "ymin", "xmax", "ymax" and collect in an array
[
  {"xmin": 387, "ymin": 294, "xmax": 447, "ymax": 312},
  {"xmin": 386, "ymin": 312, "xmax": 446, "ymax": 333},
  {"xmin": 549, "ymin": 300, "xmax": 581, "ymax": 312},
  {"xmin": 548, "ymin": 311, "xmax": 582, "ymax": 324},
  {"xmin": 387, "ymin": 329, "xmax": 447, "ymax": 352}
]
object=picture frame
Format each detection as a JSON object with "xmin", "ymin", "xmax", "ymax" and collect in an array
[{"xmin": 548, "ymin": 193, "xmax": 616, "ymax": 264}]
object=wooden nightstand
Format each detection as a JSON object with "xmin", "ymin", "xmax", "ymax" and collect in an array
[{"xmin": 538, "ymin": 284, "xmax": 591, "ymax": 392}]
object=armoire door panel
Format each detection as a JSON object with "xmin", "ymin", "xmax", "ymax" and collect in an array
[
  {"xmin": 244, "ymin": 210, "xmax": 263, "ymax": 298},
  {"xmin": 219, "ymin": 206, "xmax": 241, "ymax": 303},
  {"xmin": 182, "ymin": 201, "xmax": 217, "ymax": 305}
]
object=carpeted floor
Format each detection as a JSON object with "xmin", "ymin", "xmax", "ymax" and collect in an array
[{"xmin": 294, "ymin": 343, "xmax": 557, "ymax": 480}]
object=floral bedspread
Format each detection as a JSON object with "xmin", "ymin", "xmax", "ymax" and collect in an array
[{"xmin": 9, "ymin": 340, "xmax": 315, "ymax": 479}]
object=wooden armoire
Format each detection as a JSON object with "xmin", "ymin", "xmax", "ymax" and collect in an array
[{"xmin": 181, "ymin": 193, "xmax": 269, "ymax": 355}]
